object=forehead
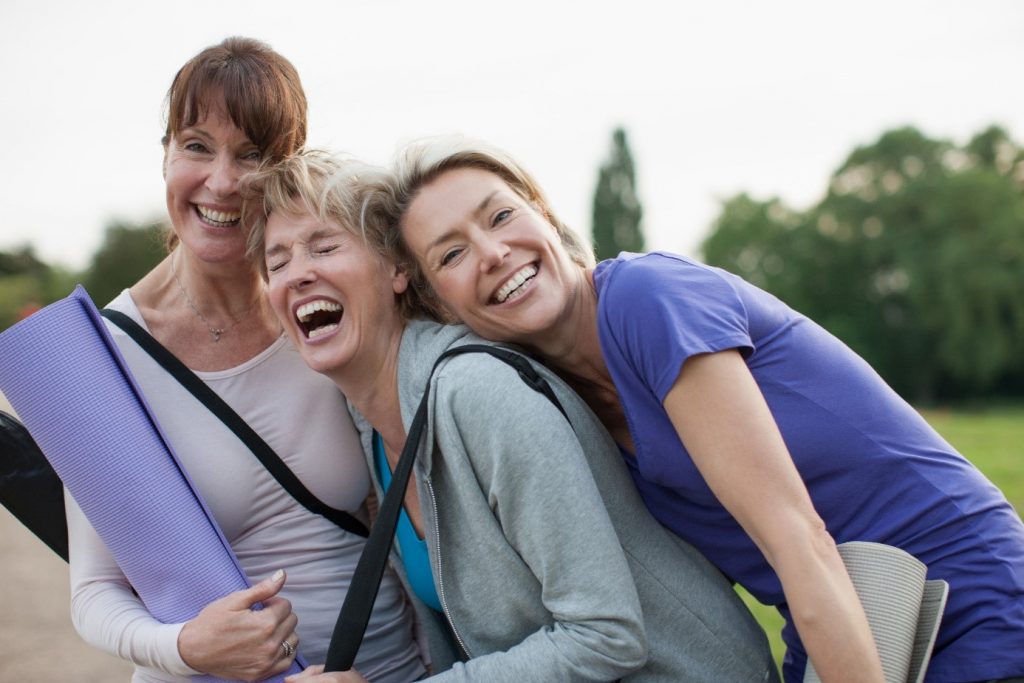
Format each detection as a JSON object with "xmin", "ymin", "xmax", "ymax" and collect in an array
[
  {"xmin": 265, "ymin": 208, "xmax": 340, "ymax": 243},
  {"xmin": 407, "ymin": 167, "xmax": 515, "ymax": 225}
]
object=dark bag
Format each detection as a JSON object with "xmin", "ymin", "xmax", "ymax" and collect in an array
[{"xmin": 0, "ymin": 410, "xmax": 68, "ymax": 561}]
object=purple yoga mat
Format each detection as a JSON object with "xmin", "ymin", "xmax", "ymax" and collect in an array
[{"xmin": 0, "ymin": 286, "xmax": 303, "ymax": 681}]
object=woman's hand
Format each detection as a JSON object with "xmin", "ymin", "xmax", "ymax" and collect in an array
[
  {"xmin": 285, "ymin": 664, "xmax": 369, "ymax": 682},
  {"xmin": 177, "ymin": 568, "xmax": 300, "ymax": 681},
  {"xmin": 664, "ymin": 349, "xmax": 884, "ymax": 683}
]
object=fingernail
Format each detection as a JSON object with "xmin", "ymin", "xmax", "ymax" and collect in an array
[{"xmin": 271, "ymin": 569, "xmax": 284, "ymax": 582}]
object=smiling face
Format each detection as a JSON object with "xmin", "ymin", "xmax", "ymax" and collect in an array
[
  {"xmin": 400, "ymin": 167, "xmax": 586, "ymax": 346},
  {"xmin": 264, "ymin": 207, "xmax": 408, "ymax": 377},
  {"xmin": 163, "ymin": 99, "xmax": 262, "ymax": 264}
]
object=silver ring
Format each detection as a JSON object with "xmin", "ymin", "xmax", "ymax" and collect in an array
[{"xmin": 281, "ymin": 639, "xmax": 296, "ymax": 658}]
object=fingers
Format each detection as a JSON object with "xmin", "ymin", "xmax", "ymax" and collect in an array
[
  {"xmin": 284, "ymin": 664, "xmax": 322, "ymax": 682},
  {"xmin": 177, "ymin": 569, "xmax": 298, "ymax": 680},
  {"xmin": 285, "ymin": 664, "xmax": 362, "ymax": 682},
  {"xmin": 224, "ymin": 568, "xmax": 287, "ymax": 610}
]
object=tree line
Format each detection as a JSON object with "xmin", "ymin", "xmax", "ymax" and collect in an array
[{"xmin": 3, "ymin": 124, "xmax": 1021, "ymax": 403}]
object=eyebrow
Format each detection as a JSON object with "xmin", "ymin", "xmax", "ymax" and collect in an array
[
  {"xmin": 264, "ymin": 226, "xmax": 344, "ymax": 258},
  {"xmin": 422, "ymin": 190, "xmax": 500, "ymax": 254},
  {"xmin": 264, "ymin": 243, "xmax": 288, "ymax": 260}
]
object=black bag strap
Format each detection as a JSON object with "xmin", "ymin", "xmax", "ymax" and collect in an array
[
  {"xmin": 101, "ymin": 308, "xmax": 369, "ymax": 538},
  {"xmin": 324, "ymin": 343, "xmax": 566, "ymax": 671}
]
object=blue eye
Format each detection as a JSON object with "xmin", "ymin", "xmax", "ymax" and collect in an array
[
  {"xmin": 440, "ymin": 247, "xmax": 463, "ymax": 266},
  {"xmin": 493, "ymin": 208, "xmax": 513, "ymax": 226},
  {"xmin": 184, "ymin": 142, "xmax": 209, "ymax": 153}
]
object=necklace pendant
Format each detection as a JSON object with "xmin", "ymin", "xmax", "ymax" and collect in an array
[{"xmin": 211, "ymin": 329, "xmax": 223, "ymax": 343}]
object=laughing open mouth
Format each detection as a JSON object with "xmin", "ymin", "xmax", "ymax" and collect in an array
[{"xmin": 296, "ymin": 299, "xmax": 343, "ymax": 339}]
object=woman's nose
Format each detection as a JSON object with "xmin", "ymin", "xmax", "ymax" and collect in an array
[
  {"xmin": 206, "ymin": 155, "xmax": 241, "ymax": 198},
  {"xmin": 286, "ymin": 254, "xmax": 316, "ymax": 289},
  {"xmin": 477, "ymin": 234, "xmax": 510, "ymax": 272}
]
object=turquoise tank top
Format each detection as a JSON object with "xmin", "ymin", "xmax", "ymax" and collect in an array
[{"xmin": 372, "ymin": 431, "xmax": 442, "ymax": 612}]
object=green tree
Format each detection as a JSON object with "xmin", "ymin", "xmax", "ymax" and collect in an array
[
  {"xmin": 702, "ymin": 125, "xmax": 1024, "ymax": 402},
  {"xmin": 81, "ymin": 219, "xmax": 168, "ymax": 307},
  {"xmin": 592, "ymin": 127, "xmax": 645, "ymax": 260},
  {"xmin": 0, "ymin": 246, "xmax": 76, "ymax": 331}
]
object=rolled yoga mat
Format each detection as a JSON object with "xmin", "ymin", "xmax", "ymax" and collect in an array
[{"xmin": 0, "ymin": 286, "xmax": 304, "ymax": 681}]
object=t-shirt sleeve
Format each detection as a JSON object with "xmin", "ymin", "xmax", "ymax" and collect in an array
[{"xmin": 598, "ymin": 254, "xmax": 754, "ymax": 400}]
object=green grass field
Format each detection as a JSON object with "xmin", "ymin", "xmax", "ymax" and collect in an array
[{"xmin": 738, "ymin": 403, "xmax": 1024, "ymax": 672}]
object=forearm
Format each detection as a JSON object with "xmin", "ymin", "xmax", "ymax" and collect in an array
[
  {"xmin": 66, "ymin": 491, "xmax": 196, "ymax": 675},
  {"xmin": 423, "ymin": 623, "xmax": 642, "ymax": 683},
  {"xmin": 772, "ymin": 524, "xmax": 883, "ymax": 683}
]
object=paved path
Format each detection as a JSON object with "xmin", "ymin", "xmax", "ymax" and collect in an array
[
  {"xmin": 1, "ymin": 392, "xmax": 133, "ymax": 681},
  {"xmin": 0, "ymin": 508, "xmax": 134, "ymax": 682}
]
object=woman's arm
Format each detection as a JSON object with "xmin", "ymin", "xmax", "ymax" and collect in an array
[
  {"xmin": 67, "ymin": 491, "xmax": 298, "ymax": 680},
  {"xmin": 662, "ymin": 349, "xmax": 883, "ymax": 683}
]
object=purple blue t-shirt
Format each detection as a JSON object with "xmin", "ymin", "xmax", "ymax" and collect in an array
[{"xmin": 593, "ymin": 252, "xmax": 1024, "ymax": 682}]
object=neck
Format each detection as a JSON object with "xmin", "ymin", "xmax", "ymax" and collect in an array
[
  {"xmin": 171, "ymin": 247, "xmax": 263, "ymax": 315},
  {"xmin": 519, "ymin": 267, "xmax": 610, "ymax": 389},
  {"xmin": 329, "ymin": 323, "xmax": 408, "ymax": 459}
]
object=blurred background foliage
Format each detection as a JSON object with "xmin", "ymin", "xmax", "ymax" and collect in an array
[
  {"xmin": 0, "ymin": 220, "xmax": 166, "ymax": 330},
  {"xmin": 700, "ymin": 124, "xmax": 1024, "ymax": 403}
]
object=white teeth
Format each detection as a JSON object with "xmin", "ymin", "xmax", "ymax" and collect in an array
[
  {"xmin": 296, "ymin": 300, "xmax": 342, "ymax": 322},
  {"xmin": 495, "ymin": 265, "xmax": 538, "ymax": 303},
  {"xmin": 307, "ymin": 323, "xmax": 339, "ymax": 339},
  {"xmin": 197, "ymin": 205, "xmax": 241, "ymax": 225}
]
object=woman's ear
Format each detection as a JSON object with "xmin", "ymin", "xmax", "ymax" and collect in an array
[{"xmin": 391, "ymin": 265, "xmax": 409, "ymax": 295}]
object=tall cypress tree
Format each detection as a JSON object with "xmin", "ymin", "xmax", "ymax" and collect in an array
[{"xmin": 591, "ymin": 127, "xmax": 645, "ymax": 260}]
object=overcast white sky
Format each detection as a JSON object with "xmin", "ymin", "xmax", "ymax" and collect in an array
[{"xmin": 2, "ymin": 0, "xmax": 1022, "ymax": 271}]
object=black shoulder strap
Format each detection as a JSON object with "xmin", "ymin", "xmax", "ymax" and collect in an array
[
  {"xmin": 101, "ymin": 308, "xmax": 369, "ymax": 538},
  {"xmin": 324, "ymin": 343, "xmax": 567, "ymax": 671}
]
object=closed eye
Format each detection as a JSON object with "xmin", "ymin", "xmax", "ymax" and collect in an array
[{"xmin": 266, "ymin": 257, "xmax": 289, "ymax": 274}]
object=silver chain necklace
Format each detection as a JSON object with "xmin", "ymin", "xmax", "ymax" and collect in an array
[{"xmin": 171, "ymin": 251, "xmax": 259, "ymax": 343}]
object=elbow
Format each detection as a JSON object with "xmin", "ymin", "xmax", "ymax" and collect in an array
[
  {"xmin": 591, "ymin": 618, "xmax": 649, "ymax": 677},
  {"xmin": 614, "ymin": 628, "xmax": 648, "ymax": 673},
  {"xmin": 761, "ymin": 511, "xmax": 836, "ymax": 573}
]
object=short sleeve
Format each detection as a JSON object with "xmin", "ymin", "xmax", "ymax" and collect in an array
[{"xmin": 595, "ymin": 253, "xmax": 754, "ymax": 400}]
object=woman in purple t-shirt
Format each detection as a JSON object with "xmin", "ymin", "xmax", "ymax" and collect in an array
[{"xmin": 371, "ymin": 136, "xmax": 1024, "ymax": 683}]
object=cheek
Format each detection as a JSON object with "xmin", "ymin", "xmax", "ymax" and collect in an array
[{"xmin": 266, "ymin": 282, "xmax": 290, "ymax": 326}]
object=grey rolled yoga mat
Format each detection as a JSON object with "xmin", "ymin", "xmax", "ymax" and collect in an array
[{"xmin": 0, "ymin": 286, "xmax": 304, "ymax": 681}]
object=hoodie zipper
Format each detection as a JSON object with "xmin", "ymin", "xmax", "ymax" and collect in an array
[{"xmin": 425, "ymin": 475, "xmax": 471, "ymax": 660}]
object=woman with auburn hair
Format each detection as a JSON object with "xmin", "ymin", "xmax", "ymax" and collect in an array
[
  {"xmin": 66, "ymin": 38, "xmax": 425, "ymax": 683},
  {"xmin": 240, "ymin": 150, "xmax": 777, "ymax": 683},
  {"xmin": 376, "ymin": 136, "xmax": 1024, "ymax": 683}
]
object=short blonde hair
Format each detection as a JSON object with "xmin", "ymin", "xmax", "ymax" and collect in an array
[
  {"xmin": 240, "ymin": 150, "xmax": 434, "ymax": 320},
  {"xmin": 362, "ymin": 135, "xmax": 595, "ymax": 322}
]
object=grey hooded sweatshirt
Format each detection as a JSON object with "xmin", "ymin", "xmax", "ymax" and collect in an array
[{"xmin": 352, "ymin": 320, "xmax": 777, "ymax": 682}]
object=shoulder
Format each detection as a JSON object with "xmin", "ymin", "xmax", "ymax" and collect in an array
[
  {"xmin": 595, "ymin": 252, "xmax": 741, "ymax": 310},
  {"xmin": 596, "ymin": 252, "xmax": 749, "ymax": 338},
  {"xmin": 102, "ymin": 289, "xmax": 146, "ymax": 326}
]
